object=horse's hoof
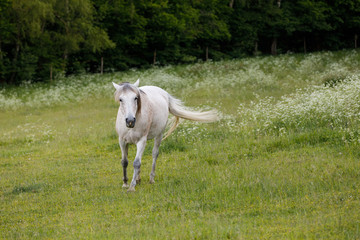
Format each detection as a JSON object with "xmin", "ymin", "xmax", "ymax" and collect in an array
[
  {"xmin": 127, "ymin": 186, "xmax": 136, "ymax": 192},
  {"xmin": 122, "ymin": 183, "xmax": 129, "ymax": 188},
  {"xmin": 149, "ymin": 179, "xmax": 155, "ymax": 184}
]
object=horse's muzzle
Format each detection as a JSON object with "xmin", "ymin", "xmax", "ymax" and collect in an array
[{"xmin": 125, "ymin": 117, "xmax": 136, "ymax": 128}]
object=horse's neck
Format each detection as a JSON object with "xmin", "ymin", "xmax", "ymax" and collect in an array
[{"xmin": 137, "ymin": 93, "xmax": 152, "ymax": 121}]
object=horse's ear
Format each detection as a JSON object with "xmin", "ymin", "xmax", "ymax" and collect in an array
[
  {"xmin": 112, "ymin": 82, "xmax": 121, "ymax": 91},
  {"xmin": 134, "ymin": 79, "xmax": 140, "ymax": 87}
]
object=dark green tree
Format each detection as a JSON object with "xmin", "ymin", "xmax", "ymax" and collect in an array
[
  {"xmin": 143, "ymin": 0, "xmax": 181, "ymax": 64},
  {"xmin": 193, "ymin": 0, "xmax": 231, "ymax": 61},
  {"xmin": 291, "ymin": 0, "xmax": 334, "ymax": 53},
  {"xmin": 51, "ymin": 0, "xmax": 114, "ymax": 68},
  {"xmin": 4, "ymin": 0, "xmax": 54, "ymax": 83},
  {"xmin": 0, "ymin": 0, "xmax": 12, "ymax": 82},
  {"xmin": 228, "ymin": 1, "xmax": 266, "ymax": 56},
  {"xmin": 93, "ymin": 0, "xmax": 147, "ymax": 70},
  {"xmin": 1, "ymin": 0, "xmax": 360, "ymax": 84},
  {"xmin": 332, "ymin": 0, "xmax": 360, "ymax": 49}
]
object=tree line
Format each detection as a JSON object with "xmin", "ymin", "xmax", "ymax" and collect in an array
[{"xmin": 0, "ymin": 0, "xmax": 359, "ymax": 84}]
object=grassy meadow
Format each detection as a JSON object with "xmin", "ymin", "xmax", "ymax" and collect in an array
[{"xmin": 1, "ymin": 50, "xmax": 360, "ymax": 239}]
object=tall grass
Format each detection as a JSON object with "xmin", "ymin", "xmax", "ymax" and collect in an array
[
  {"xmin": 1, "ymin": 50, "xmax": 359, "ymax": 110},
  {"xmin": 1, "ymin": 50, "xmax": 360, "ymax": 239},
  {"xmin": 238, "ymin": 74, "xmax": 360, "ymax": 139}
]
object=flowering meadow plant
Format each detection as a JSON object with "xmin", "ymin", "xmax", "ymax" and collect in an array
[
  {"xmin": 1, "ymin": 50, "xmax": 359, "ymax": 112},
  {"xmin": 237, "ymin": 74, "xmax": 360, "ymax": 139}
]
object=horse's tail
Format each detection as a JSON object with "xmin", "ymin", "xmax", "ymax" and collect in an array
[{"xmin": 162, "ymin": 95, "xmax": 218, "ymax": 140}]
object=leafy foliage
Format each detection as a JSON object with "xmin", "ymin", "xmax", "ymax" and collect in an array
[{"xmin": 0, "ymin": 0, "xmax": 359, "ymax": 83}]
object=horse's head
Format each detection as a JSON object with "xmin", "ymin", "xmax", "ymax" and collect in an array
[{"xmin": 113, "ymin": 79, "xmax": 141, "ymax": 128}]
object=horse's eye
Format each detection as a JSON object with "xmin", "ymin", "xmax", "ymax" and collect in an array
[
  {"xmin": 119, "ymin": 98, "xmax": 123, "ymax": 102},
  {"xmin": 134, "ymin": 97, "xmax": 138, "ymax": 101}
]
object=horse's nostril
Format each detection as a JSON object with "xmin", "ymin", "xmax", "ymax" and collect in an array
[{"xmin": 125, "ymin": 117, "xmax": 136, "ymax": 128}]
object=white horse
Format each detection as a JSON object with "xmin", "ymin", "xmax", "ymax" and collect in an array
[{"xmin": 112, "ymin": 79, "xmax": 218, "ymax": 192}]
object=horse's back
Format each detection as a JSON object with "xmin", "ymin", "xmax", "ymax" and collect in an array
[
  {"xmin": 140, "ymin": 86, "xmax": 169, "ymax": 109},
  {"xmin": 140, "ymin": 86, "xmax": 168, "ymax": 99}
]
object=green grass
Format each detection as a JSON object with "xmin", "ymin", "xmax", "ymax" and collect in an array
[{"xmin": 1, "ymin": 50, "xmax": 360, "ymax": 239}]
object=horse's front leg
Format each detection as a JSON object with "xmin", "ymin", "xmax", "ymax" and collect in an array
[
  {"xmin": 150, "ymin": 134, "xmax": 162, "ymax": 184},
  {"xmin": 119, "ymin": 140, "xmax": 129, "ymax": 188},
  {"xmin": 128, "ymin": 138, "xmax": 147, "ymax": 192}
]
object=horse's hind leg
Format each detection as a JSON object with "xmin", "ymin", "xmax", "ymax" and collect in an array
[
  {"xmin": 119, "ymin": 140, "xmax": 129, "ymax": 188},
  {"xmin": 150, "ymin": 135, "xmax": 162, "ymax": 184}
]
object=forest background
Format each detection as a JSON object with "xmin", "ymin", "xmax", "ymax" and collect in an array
[{"xmin": 0, "ymin": 0, "xmax": 359, "ymax": 84}]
